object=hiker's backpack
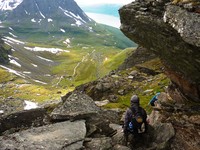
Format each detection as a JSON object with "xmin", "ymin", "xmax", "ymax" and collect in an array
[{"xmin": 128, "ymin": 109, "xmax": 145, "ymax": 134}]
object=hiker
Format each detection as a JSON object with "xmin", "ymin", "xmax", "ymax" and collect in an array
[
  {"xmin": 123, "ymin": 95, "xmax": 148, "ymax": 145},
  {"xmin": 149, "ymin": 92, "xmax": 160, "ymax": 106}
]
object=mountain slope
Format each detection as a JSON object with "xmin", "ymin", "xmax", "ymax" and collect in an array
[
  {"xmin": 0, "ymin": 0, "xmax": 135, "ymax": 49},
  {"xmin": 0, "ymin": 37, "xmax": 11, "ymax": 63},
  {"xmin": 0, "ymin": 0, "xmax": 136, "ymax": 98}
]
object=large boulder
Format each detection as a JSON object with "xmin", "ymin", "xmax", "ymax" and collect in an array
[
  {"xmin": 0, "ymin": 108, "xmax": 49, "ymax": 135},
  {"xmin": 119, "ymin": 0, "xmax": 200, "ymax": 102},
  {"xmin": 50, "ymin": 91, "xmax": 100, "ymax": 121},
  {"xmin": 0, "ymin": 120, "xmax": 86, "ymax": 150}
]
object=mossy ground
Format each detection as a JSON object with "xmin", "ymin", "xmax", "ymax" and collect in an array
[
  {"xmin": 51, "ymin": 47, "xmax": 135, "ymax": 87},
  {"xmin": 103, "ymin": 59, "xmax": 170, "ymax": 114},
  {"xmin": 0, "ymin": 69, "xmax": 70, "ymax": 103}
]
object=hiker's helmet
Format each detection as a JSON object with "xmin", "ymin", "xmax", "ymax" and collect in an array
[{"xmin": 131, "ymin": 95, "xmax": 139, "ymax": 104}]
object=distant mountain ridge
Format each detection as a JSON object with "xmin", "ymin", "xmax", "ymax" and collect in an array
[{"xmin": 0, "ymin": 0, "xmax": 92, "ymax": 30}]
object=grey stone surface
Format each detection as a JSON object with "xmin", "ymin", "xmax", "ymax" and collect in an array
[
  {"xmin": 0, "ymin": 120, "xmax": 86, "ymax": 150},
  {"xmin": 51, "ymin": 91, "xmax": 100, "ymax": 120},
  {"xmin": 164, "ymin": 5, "xmax": 200, "ymax": 47},
  {"xmin": 119, "ymin": 0, "xmax": 200, "ymax": 102},
  {"xmin": 84, "ymin": 137, "xmax": 113, "ymax": 150}
]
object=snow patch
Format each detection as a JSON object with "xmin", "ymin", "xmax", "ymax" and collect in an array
[
  {"xmin": 23, "ymin": 71, "xmax": 31, "ymax": 74},
  {"xmin": 35, "ymin": 2, "xmax": 45, "ymax": 19},
  {"xmin": 37, "ymin": 56, "xmax": 54, "ymax": 62},
  {"xmin": 9, "ymin": 59, "xmax": 21, "ymax": 67},
  {"xmin": 63, "ymin": 38, "xmax": 70, "ymax": 44},
  {"xmin": 5, "ymin": 42, "xmax": 12, "ymax": 46},
  {"xmin": 0, "ymin": 65, "xmax": 25, "ymax": 78},
  {"xmin": 24, "ymin": 9, "xmax": 28, "ymax": 15},
  {"xmin": 24, "ymin": 100, "xmax": 38, "ymax": 110},
  {"xmin": 44, "ymin": 74, "xmax": 51, "ymax": 77},
  {"xmin": 4, "ymin": 36, "xmax": 25, "ymax": 44},
  {"xmin": 39, "ymin": 11, "xmax": 45, "ymax": 19},
  {"xmin": 31, "ymin": 18, "xmax": 36, "ymax": 23},
  {"xmin": 0, "ymin": 0, "xmax": 23, "ymax": 11},
  {"xmin": 33, "ymin": 79, "xmax": 47, "ymax": 85},
  {"xmin": 48, "ymin": 18, "xmax": 53, "ymax": 22},
  {"xmin": 60, "ymin": 28, "xmax": 65, "ymax": 33},
  {"xmin": 9, "ymin": 54, "xmax": 19, "ymax": 60},
  {"xmin": 24, "ymin": 46, "xmax": 70, "ymax": 54},
  {"xmin": 75, "ymin": 20, "xmax": 82, "ymax": 26},
  {"xmin": 31, "ymin": 63, "xmax": 38, "ymax": 67},
  {"xmin": 0, "ymin": 110, "xmax": 4, "ymax": 114},
  {"xmin": 59, "ymin": 6, "xmax": 86, "ymax": 25},
  {"xmin": 9, "ymin": 32, "xmax": 17, "ymax": 38},
  {"xmin": 63, "ymin": 38, "xmax": 71, "ymax": 47},
  {"xmin": 88, "ymin": 27, "xmax": 93, "ymax": 32},
  {"xmin": 9, "ymin": 27, "xmax": 14, "ymax": 31}
]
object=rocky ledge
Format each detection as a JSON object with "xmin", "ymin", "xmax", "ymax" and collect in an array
[
  {"xmin": 119, "ymin": 0, "xmax": 200, "ymax": 102},
  {"xmin": 0, "ymin": 91, "xmax": 178, "ymax": 150}
]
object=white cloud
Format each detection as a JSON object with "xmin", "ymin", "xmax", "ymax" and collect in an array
[
  {"xmin": 86, "ymin": 13, "xmax": 120, "ymax": 28},
  {"xmin": 75, "ymin": 0, "xmax": 133, "ymax": 6}
]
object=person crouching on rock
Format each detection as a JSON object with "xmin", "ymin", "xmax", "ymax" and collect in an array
[
  {"xmin": 123, "ymin": 95, "xmax": 148, "ymax": 146},
  {"xmin": 149, "ymin": 92, "xmax": 160, "ymax": 106}
]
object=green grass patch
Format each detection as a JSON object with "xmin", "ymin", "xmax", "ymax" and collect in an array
[{"xmin": 0, "ymin": 68, "xmax": 14, "ymax": 83}]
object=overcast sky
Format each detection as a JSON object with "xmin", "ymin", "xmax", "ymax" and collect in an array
[
  {"xmin": 74, "ymin": 0, "xmax": 133, "ymax": 6},
  {"xmin": 74, "ymin": 0, "xmax": 133, "ymax": 28}
]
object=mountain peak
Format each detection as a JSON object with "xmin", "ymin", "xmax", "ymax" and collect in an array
[{"xmin": 0, "ymin": 0, "xmax": 92, "ymax": 30}]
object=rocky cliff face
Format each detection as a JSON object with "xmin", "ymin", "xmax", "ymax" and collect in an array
[{"xmin": 119, "ymin": 0, "xmax": 200, "ymax": 102}]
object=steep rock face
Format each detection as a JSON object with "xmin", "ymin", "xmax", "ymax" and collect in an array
[{"xmin": 119, "ymin": 0, "xmax": 200, "ymax": 102}]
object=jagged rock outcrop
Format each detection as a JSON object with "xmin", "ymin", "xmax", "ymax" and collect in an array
[
  {"xmin": 119, "ymin": 0, "xmax": 200, "ymax": 102},
  {"xmin": 0, "ymin": 91, "xmax": 179, "ymax": 150},
  {"xmin": 50, "ymin": 91, "xmax": 100, "ymax": 121}
]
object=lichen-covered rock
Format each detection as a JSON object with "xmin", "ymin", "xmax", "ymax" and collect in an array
[
  {"xmin": 0, "ymin": 120, "xmax": 86, "ymax": 150},
  {"xmin": 119, "ymin": 0, "xmax": 200, "ymax": 102},
  {"xmin": 164, "ymin": 5, "xmax": 200, "ymax": 47}
]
